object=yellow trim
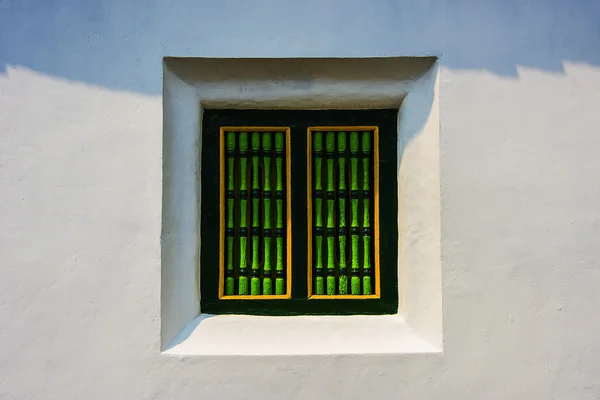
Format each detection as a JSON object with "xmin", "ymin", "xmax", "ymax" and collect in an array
[
  {"xmin": 220, "ymin": 126, "xmax": 291, "ymax": 131},
  {"xmin": 306, "ymin": 126, "xmax": 381, "ymax": 299},
  {"xmin": 218, "ymin": 126, "xmax": 292, "ymax": 300},
  {"xmin": 374, "ymin": 127, "xmax": 381, "ymax": 297},
  {"xmin": 306, "ymin": 130, "xmax": 313, "ymax": 297},
  {"xmin": 308, "ymin": 294, "xmax": 379, "ymax": 300},
  {"xmin": 219, "ymin": 128, "xmax": 225, "ymax": 299},
  {"xmin": 285, "ymin": 127, "xmax": 292, "ymax": 297},
  {"xmin": 308, "ymin": 126, "xmax": 379, "ymax": 132},
  {"xmin": 221, "ymin": 295, "xmax": 291, "ymax": 300}
]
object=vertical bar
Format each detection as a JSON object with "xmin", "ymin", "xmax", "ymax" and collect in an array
[
  {"xmin": 225, "ymin": 131, "xmax": 236, "ymax": 295},
  {"xmin": 262, "ymin": 132, "xmax": 273, "ymax": 295},
  {"xmin": 285, "ymin": 128, "xmax": 292, "ymax": 297},
  {"xmin": 313, "ymin": 132, "xmax": 325, "ymax": 295},
  {"xmin": 275, "ymin": 132, "xmax": 286, "ymax": 295},
  {"xmin": 250, "ymin": 132, "xmax": 261, "ymax": 295},
  {"xmin": 337, "ymin": 132, "xmax": 348, "ymax": 295},
  {"xmin": 350, "ymin": 131, "xmax": 360, "ymax": 295},
  {"xmin": 326, "ymin": 132, "xmax": 336, "ymax": 295},
  {"xmin": 374, "ymin": 127, "xmax": 380, "ymax": 297},
  {"xmin": 362, "ymin": 132, "xmax": 372, "ymax": 295},
  {"xmin": 238, "ymin": 132, "xmax": 249, "ymax": 295}
]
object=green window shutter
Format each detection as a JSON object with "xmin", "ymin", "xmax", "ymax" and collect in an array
[
  {"xmin": 201, "ymin": 110, "xmax": 398, "ymax": 315},
  {"xmin": 308, "ymin": 129, "xmax": 377, "ymax": 297},
  {"xmin": 219, "ymin": 128, "xmax": 290, "ymax": 299}
]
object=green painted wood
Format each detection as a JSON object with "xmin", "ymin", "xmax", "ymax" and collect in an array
[
  {"xmin": 225, "ymin": 132, "xmax": 236, "ymax": 295},
  {"xmin": 326, "ymin": 132, "xmax": 336, "ymax": 295},
  {"xmin": 313, "ymin": 132, "xmax": 324, "ymax": 295},
  {"xmin": 275, "ymin": 132, "xmax": 285, "ymax": 295},
  {"xmin": 201, "ymin": 109, "xmax": 399, "ymax": 315},
  {"xmin": 251, "ymin": 132, "xmax": 261, "ymax": 295},
  {"xmin": 362, "ymin": 132, "xmax": 372, "ymax": 295},
  {"xmin": 238, "ymin": 132, "xmax": 249, "ymax": 295},
  {"xmin": 262, "ymin": 132, "xmax": 273, "ymax": 295},
  {"xmin": 337, "ymin": 132, "xmax": 348, "ymax": 295},
  {"xmin": 350, "ymin": 131, "xmax": 360, "ymax": 295}
]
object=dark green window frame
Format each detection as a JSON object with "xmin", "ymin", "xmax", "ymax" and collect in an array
[{"xmin": 201, "ymin": 109, "xmax": 398, "ymax": 315}]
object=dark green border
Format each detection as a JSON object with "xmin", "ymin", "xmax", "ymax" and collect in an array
[{"xmin": 200, "ymin": 109, "xmax": 398, "ymax": 315}]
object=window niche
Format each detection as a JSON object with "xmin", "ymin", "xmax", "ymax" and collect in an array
[{"xmin": 162, "ymin": 57, "xmax": 442, "ymax": 355}]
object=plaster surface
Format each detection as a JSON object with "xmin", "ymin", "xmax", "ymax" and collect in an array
[{"xmin": 1, "ymin": 1, "xmax": 600, "ymax": 399}]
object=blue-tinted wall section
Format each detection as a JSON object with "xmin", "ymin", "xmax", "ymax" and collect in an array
[{"xmin": 1, "ymin": 0, "xmax": 599, "ymax": 94}]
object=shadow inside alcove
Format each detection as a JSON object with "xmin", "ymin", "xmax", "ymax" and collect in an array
[{"xmin": 162, "ymin": 314, "xmax": 214, "ymax": 352}]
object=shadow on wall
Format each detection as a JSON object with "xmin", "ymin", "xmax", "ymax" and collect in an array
[{"xmin": 1, "ymin": 0, "xmax": 599, "ymax": 95}]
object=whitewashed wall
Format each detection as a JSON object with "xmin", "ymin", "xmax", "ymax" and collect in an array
[{"xmin": 1, "ymin": 1, "xmax": 599, "ymax": 399}]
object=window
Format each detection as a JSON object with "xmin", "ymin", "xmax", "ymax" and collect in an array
[{"xmin": 200, "ymin": 110, "xmax": 398, "ymax": 315}]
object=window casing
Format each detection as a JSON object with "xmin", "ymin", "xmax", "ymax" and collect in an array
[{"xmin": 200, "ymin": 109, "xmax": 398, "ymax": 315}]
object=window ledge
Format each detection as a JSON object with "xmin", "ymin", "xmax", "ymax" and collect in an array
[{"xmin": 163, "ymin": 314, "xmax": 440, "ymax": 356}]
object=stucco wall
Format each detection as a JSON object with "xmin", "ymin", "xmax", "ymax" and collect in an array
[{"xmin": 1, "ymin": 1, "xmax": 600, "ymax": 399}]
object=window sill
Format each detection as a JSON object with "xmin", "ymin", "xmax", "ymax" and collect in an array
[{"xmin": 163, "ymin": 314, "xmax": 440, "ymax": 356}]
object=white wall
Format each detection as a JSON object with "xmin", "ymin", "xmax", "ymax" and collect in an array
[{"xmin": 1, "ymin": 1, "xmax": 600, "ymax": 399}]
